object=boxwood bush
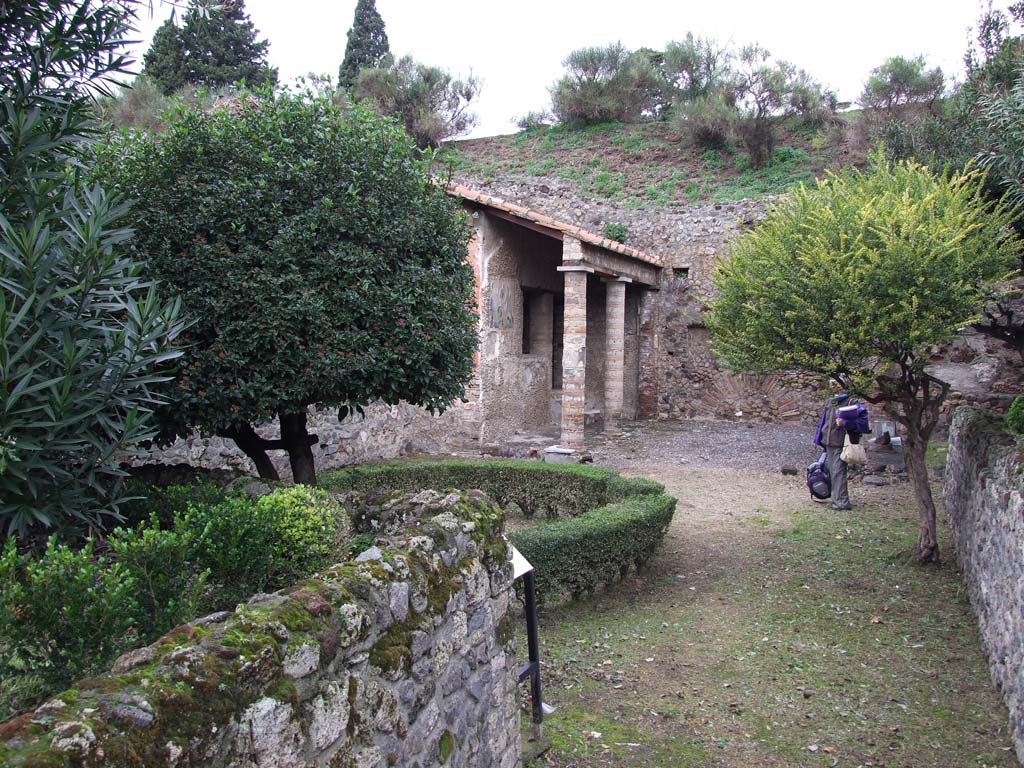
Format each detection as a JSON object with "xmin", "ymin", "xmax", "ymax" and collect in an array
[
  {"xmin": 0, "ymin": 484, "xmax": 352, "ymax": 719},
  {"xmin": 323, "ymin": 459, "xmax": 675, "ymax": 604}
]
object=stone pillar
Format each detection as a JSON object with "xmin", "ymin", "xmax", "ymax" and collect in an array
[
  {"xmin": 638, "ymin": 288, "xmax": 659, "ymax": 419},
  {"xmin": 559, "ymin": 247, "xmax": 588, "ymax": 449},
  {"xmin": 604, "ymin": 279, "xmax": 628, "ymax": 433}
]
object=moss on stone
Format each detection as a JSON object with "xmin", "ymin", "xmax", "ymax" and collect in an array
[
  {"xmin": 438, "ymin": 729, "xmax": 455, "ymax": 763},
  {"xmin": 496, "ymin": 615, "xmax": 515, "ymax": 647},
  {"xmin": 266, "ymin": 676, "xmax": 299, "ymax": 708},
  {"xmin": 274, "ymin": 599, "xmax": 315, "ymax": 634},
  {"xmin": 368, "ymin": 621, "xmax": 413, "ymax": 675}
]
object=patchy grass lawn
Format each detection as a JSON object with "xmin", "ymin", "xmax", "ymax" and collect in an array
[
  {"xmin": 443, "ymin": 118, "xmax": 853, "ymax": 208},
  {"xmin": 521, "ymin": 470, "xmax": 1014, "ymax": 767}
]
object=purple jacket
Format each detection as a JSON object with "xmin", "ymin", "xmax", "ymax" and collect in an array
[{"xmin": 814, "ymin": 399, "xmax": 862, "ymax": 448}]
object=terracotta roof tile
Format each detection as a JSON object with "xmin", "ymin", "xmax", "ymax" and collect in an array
[{"xmin": 447, "ymin": 183, "xmax": 662, "ymax": 267}]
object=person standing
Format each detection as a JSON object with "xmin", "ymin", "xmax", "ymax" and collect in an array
[{"xmin": 814, "ymin": 390, "xmax": 853, "ymax": 510}]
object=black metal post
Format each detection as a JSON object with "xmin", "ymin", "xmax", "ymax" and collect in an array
[{"xmin": 523, "ymin": 569, "xmax": 544, "ymax": 724}]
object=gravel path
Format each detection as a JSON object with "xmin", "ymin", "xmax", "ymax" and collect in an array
[{"xmin": 589, "ymin": 419, "xmax": 822, "ymax": 473}]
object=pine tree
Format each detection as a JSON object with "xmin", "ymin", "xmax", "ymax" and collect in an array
[
  {"xmin": 339, "ymin": 0, "xmax": 390, "ymax": 90},
  {"xmin": 143, "ymin": 0, "xmax": 277, "ymax": 95}
]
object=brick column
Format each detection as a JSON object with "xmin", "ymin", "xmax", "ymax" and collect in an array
[
  {"xmin": 604, "ymin": 279, "xmax": 627, "ymax": 433},
  {"xmin": 559, "ymin": 263, "xmax": 588, "ymax": 450},
  {"xmin": 638, "ymin": 288, "xmax": 659, "ymax": 419}
]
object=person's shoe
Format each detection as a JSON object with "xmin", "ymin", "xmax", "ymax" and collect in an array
[{"xmin": 830, "ymin": 503, "xmax": 852, "ymax": 510}]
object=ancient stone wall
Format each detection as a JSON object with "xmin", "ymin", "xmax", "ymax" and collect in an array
[
  {"xmin": 125, "ymin": 403, "xmax": 480, "ymax": 482},
  {"xmin": 458, "ymin": 174, "xmax": 1024, "ymax": 427},
  {"xmin": 944, "ymin": 407, "xmax": 1024, "ymax": 764},
  {"xmin": 0, "ymin": 491, "xmax": 520, "ymax": 768}
]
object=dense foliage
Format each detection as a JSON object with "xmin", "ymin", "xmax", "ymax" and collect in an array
[
  {"xmin": 550, "ymin": 43, "xmax": 668, "ymax": 124},
  {"xmin": 93, "ymin": 94, "xmax": 477, "ymax": 484},
  {"xmin": 323, "ymin": 459, "xmax": 673, "ymax": 605},
  {"xmin": 0, "ymin": 484, "xmax": 352, "ymax": 718},
  {"xmin": 1, "ymin": 0, "xmax": 186, "ymax": 536},
  {"xmin": 708, "ymin": 154, "xmax": 1021, "ymax": 562},
  {"xmin": 339, "ymin": 0, "xmax": 391, "ymax": 90},
  {"xmin": 143, "ymin": 0, "xmax": 276, "ymax": 95},
  {"xmin": 547, "ymin": 38, "xmax": 831, "ymax": 168},
  {"xmin": 356, "ymin": 54, "xmax": 480, "ymax": 148},
  {"xmin": 860, "ymin": 55, "xmax": 945, "ymax": 111},
  {"xmin": 1008, "ymin": 393, "xmax": 1024, "ymax": 435}
]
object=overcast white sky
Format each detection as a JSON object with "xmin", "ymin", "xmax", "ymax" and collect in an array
[{"xmin": 128, "ymin": 0, "xmax": 1016, "ymax": 138}]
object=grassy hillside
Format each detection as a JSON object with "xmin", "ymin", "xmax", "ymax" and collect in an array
[{"xmin": 440, "ymin": 116, "xmax": 866, "ymax": 208}]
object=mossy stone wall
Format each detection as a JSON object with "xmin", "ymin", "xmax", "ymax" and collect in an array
[
  {"xmin": 0, "ymin": 490, "xmax": 520, "ymax": 768},
  {"xmin": 944, "ymin": 407, "xmax": 1024, "ymax": 765}
]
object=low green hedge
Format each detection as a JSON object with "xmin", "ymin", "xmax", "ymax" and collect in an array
[
  {"xmin": 511, "ymin": 493, "xmax": 676, "ymax": 603},
  {"xmin": 323, "ymin": 459, "xmax": 676, "ymax": 604}
]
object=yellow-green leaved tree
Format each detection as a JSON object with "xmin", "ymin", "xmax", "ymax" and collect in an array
[{"xmin": 708, "ymin": 151, "xmax": 1020, "ymax": 562}]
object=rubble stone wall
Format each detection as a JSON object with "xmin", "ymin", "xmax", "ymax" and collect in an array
[
  {"xmin": 944, "ymin": 407, "xmax": 1024, "ymax": 764},
  {"xmin": 0, "ymin": 491, "xmax": 520, "ymax": 768}
]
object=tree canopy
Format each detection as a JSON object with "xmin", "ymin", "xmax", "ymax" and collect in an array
[
  {"xmin": 861, "ymin": 55, "xmax": 944, "ymax": 111},
  {"xmin": 339, "ymin": 0, "xmax": 390, "ymax": 90},
  {"xmin": 356, "ymin": 55, "xmax": 479, "ymax": 149},
  {"xmin": 143, "ymin": 0, "xmax": 277, "ymax": 95},
  {"xmin": 92, "ymin": 93, "xmax": 478, "ymax": 484},
  {"xmin": 708, "ymin": 154, "xmax": 1020, "ymax": 562}
]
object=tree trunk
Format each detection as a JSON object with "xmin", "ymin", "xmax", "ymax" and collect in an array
[
  {"xmin": 228, "ymin": 423, "xmax": 280, "ymax": 481},
  {"xmin": 902, "ymin": 423, "xmax": 939, "ymax": 564},
  {"xmin": 280, "ymin": 411, "xmax": 317, "ymax": 486}
]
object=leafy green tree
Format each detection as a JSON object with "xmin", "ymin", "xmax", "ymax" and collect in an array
[
  {"xmin": 708, "ymin": 154, "xmax": 1020, "ymax": 563},
  {"xmin": 549, "ymin": 43, "xmax": 670, "ymax": 125},
  {"xmin": 1, "ymin": 0, "xmax": 186, "ymax": 536},
  {"xmin": 143, "ymin": 0, "xmax": 277, "ymax": 95},
  {"xmin": 93, "ymin": 94, "xmax": 478, "ymax": 485},
  {"xmin": 727, "ymin": 45, "xmax": 827, "ymax": 168},
  {"xmin": 356, "ymin": 54, "xmax": 480, "ymax": 148},
  {"xmin": 860, "ymin": 55, "xmax": 944, "ymax": 112},
  {"xmin": 663, "ymin": 33, "xmax": 730, "ymax": 104},
  {"xmin": 339, "ymin": 0, "xmax": 390, "ymax": 90}
]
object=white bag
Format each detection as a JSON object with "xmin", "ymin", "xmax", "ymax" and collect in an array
[{"xmin": 841, "ymin": 434, "xmax": 867, "ymax": 466}]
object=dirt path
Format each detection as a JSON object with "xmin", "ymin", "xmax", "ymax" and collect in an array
[{"xmin": 528, "ymin": 421, "xmax": 1017, "ymax": 768}]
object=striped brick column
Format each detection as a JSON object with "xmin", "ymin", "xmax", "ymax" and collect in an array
[
  {"xmin": 604, "ymin": 279, "xmax": 627, "ymax": 433},
  {"xmin": 559, "ymin": 263, "xmax": 588, "ymax": 450}
]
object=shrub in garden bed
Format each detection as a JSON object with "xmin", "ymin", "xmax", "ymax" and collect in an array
[
  {"xmin": 323, "ymin": 459, "xmax": 676, "ymax": 605},
  {"xmin": 0, "ymin": 484, "xmax": 351, "ymax": 720}
]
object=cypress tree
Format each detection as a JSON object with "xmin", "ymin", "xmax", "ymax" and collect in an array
[
  {"xmin": 339, "ymin": 0, "xmax": 390, "ymax": 90},
  {"xmin": 143, "ymin": 0, "xmax": 277, "ymax": 95}
]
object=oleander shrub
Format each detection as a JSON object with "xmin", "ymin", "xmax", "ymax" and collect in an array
[
  {"xmin": 1008, "ymin": 393, "xmax": 1024, "ymax": 435},
  {"xmin": 323, "ymin": 459, "xmax": 675, "ymax": 605}
]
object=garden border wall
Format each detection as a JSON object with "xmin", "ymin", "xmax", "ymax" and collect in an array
[
  {"xmin": 944, "ymin": 407, "xmax": 1024, "ymax": 764},
  {"xmin": 0, "ymin": 491, "xmax": 519, "ymax": 768}
]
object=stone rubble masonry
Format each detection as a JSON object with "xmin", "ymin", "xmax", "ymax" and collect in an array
[
  {"xmin": 0, "ymin": 490, "xmax": 520, "ymax": 768},
  {"xmin": 560, "ymin": 243, "xmax": 588, "ymax": 449},
  {"xmin": 123, "ymin": 402, "xmax": 482, "ymax": 483},
  {"xmin": 455, "ymin": 174, "xmax": 1024, "ymax": 428},
  {"xmin": 944, "ymin": 407, "xmax": 1024, "ymax": 765},
  {"xmin": 604, "ymin": 279, "xmax": 627, "ymax": 430}
]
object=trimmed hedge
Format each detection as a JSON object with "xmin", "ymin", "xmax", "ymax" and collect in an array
[{"xmin": 323, "ymin": 459, "xmax": 676, "ymax": 604}]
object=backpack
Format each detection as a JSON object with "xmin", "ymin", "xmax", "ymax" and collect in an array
[
  {"xmin": 806, "ymin": 452, "xmax": 831, "ymax": 500},
  {"xmin": 837, "ymin": 402, "xmax": 870, "ymax": 435}
]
